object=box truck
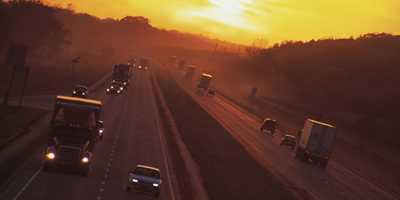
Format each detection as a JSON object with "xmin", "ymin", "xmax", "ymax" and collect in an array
[{"xmin": 295, "ymin": 119, "xmax": 336, "ymax": 168}]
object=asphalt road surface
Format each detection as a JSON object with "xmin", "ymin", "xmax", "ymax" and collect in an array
[
  {"xmin": 175, "ymin": 74, "xmax": 399, "ymax": 200},
  {"xmin": 1, "ymin": 70, "xmax": 178, "ymax": 200}
]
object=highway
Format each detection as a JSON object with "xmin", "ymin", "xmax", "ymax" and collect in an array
[
  {"xmin": 175, "ymin": 74, "xmax": 399, "ymax": 200},
  {"xmin": 1, "ymin": 70, "xmax": 178, "ymax": 200}
]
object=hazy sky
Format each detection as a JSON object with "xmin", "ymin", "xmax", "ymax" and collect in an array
[{"xmin": 46, "ymin": 0, "xmax": 400, "ymax": 45}]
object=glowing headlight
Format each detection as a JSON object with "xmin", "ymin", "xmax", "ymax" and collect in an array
[
  {"xmin": 99, "ymin": 129, "xmax": 104, "ymax": 134},
  {"xmin": 73, "ymin": 91, "xmax": 76, "ymax": 94},
  {"xmin": 117, "ymin": 90, "xmax": 121, "ymax": 93},
  {"xmin": 120, "ymin": 87, "xmax": 123, "ymax": 90},
  {"xmin": 46, "ymin": 152, "xmax": 55, "ymax": 160},
  {"xmin": 82, "ymin": 92, "xmax": 86, "ymax": 96},
  {"xmin": 152, "ymin": 183, "xmax": 159, "ymax": 187},
  {"xmin": 81, "ymin": 157, "xmax": 89, "ymax": 163},
  {"xmin": 123, "ymin": 82, "xmax": 127, "ymax": 85},
  {"xmin": 131, "ymin": 178, "xmax": 138, "ymax": 183},
  {"xmin": 106, "ymin": 89, "xmax": 110, "ymax": 92},
  {"xmin": 111, "ymin": 86, "xmax": 114, "ymax": 89},
  {"xmin": 138, "ymin": 66, "xmax": 142, "ymax": 69}
]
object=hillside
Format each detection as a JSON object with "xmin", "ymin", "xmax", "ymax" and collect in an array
[{"xmin": 209, "ymin": 33, "xmax": 400, "ymax": 149}]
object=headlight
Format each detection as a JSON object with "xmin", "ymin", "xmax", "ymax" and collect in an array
[
  {"xmin": 152, "ymin": 183, "xmax": 159, "ymax": 187},
  {"xmin": 123, "ymin": 82, "xmax": 127, "ymax": 85},
  {"xmin": 73, "ymin": 91, "xmax": 76, "ymax": 94},
  {"xmin": 46, "ymin": 152, "xmax": 55, "ymax": 160},
  {"xmin": 111, "ymin": 86, "xmax": 114, "ymax": 89},
  {"xmin": 120, "ymin": 87, "xmax": 123, "ymax": 90},
  {"xmin": 81, "ymin": 157, "xmax": 89, "ymax": 163},
  {"xmin": 82, "ymin": 92, "xmax": 86, "ymax": 96},
  {"xmin": 117, "ymin": 90, "xmax": 121, "ymax": 93},
  {"xmin": 131, "ymin": 178, "xmax": 138, "ymax": 183},
  {"xmin": 99, "ymin": 129, "xmax": 104, "ymax": 134},
  {"xmin": 106, "ymin": 89, "xmax": 110, "ymax": 92}
]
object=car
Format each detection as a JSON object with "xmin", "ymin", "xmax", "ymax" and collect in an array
[
  {"xmin": 126, "ymin": 165, "xmax": 162, "ymax": 198},
  {"xmin": 260, "ymin": 118, "xmax": 278, "ymax": 135},
  {"xmin": 208, "ymin": 89, "xmax": 216, "ymax": 96},
  {"xmin": 72, "ymin": 85, "xmax": 89, "ymax": 98},
  {"xmin": 280, "ymin": 134, "xmax": 297, "ymax": 149},
  {"xmin": 106, "ymin": 82, "xmax": 124, "ymax": 95}
]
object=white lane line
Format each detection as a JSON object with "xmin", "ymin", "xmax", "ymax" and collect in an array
[{"xmin": 12, "ymin": 167, "xmax": 42, "ymax": 200}]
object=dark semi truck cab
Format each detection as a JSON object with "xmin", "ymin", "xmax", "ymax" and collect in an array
[{"xmin": 43, "ymin": 96, "xmax": 103, "ymax": 176}]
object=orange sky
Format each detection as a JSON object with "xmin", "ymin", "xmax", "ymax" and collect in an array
[{"xmin": 46, "ymin": 0, "xmax": 400, "ymax": 45}]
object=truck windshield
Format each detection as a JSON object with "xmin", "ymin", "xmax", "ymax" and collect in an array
[{"xmin": 53, "ymin": 107, "xmax": 96, "ymax": 129}]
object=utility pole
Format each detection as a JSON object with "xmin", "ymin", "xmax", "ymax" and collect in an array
[
  {"xmin": 3, "ymin": 64, "xmax": 17, "ymax": 106},
  {"xmin": 3, "ymin": 45, "xmax": 27, "ymax": 106},
  {"xmin": 71, "ymin": 57, "xmax": 80, "ymax": 87},
  {"xmin": 18, "ymin": 67, "xmax": 30, "ymax": 107}
]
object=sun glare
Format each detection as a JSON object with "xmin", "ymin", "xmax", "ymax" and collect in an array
[{"xmin": 186, "ymin": 0, "xmax": 257, "ymax": 31}]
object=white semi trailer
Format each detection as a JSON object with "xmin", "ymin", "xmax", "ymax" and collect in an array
[{"xmin": 295, "ymin": 119, "xmax": 336, "ymax": 168}]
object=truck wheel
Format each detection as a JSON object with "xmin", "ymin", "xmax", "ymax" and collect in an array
[
  {"xmin": 295, "ymin": 149, "xmax": 305, "ymax": 161},
  {"xmin": 43, "ymin": 163, "xmax": 52, "ymax": 172},
  {"xmin": 154, "ymin": 190, "xmax": 160, "ymax": 198},
  {"xmin": 80, "ymin": 167, "xmax": 90, "ymax": 176},
  {"xmin": 319, "ymin": 159, "xmax": 328, "ymax": 169}
]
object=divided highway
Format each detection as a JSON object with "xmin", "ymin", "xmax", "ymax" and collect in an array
[
  {"xmin": 175, "ymin": 75, "xmax": 399, "ymax": 200},
  {"xmin": 1, "ymin": 71, "xmax": 178, "ymax": 200}
]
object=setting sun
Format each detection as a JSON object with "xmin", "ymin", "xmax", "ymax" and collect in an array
[{"xmin": 185, "ymin": 0, "xmax": 257, "ymax": 30}]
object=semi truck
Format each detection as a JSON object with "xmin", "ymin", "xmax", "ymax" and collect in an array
[
  {"xmin": 112, "ymin": 64, "xmax": 131, "ymax": 86},
  {"xmin": 43, "ymin": 96, "xmax": 104, "ymax": 175},
  {"xmin": 295, "ymin": 119, "xmax": 336, "ymax": 168},
  {"xmin": 197, "ymin": 73, "xmax": 212, "ymax": 90}
]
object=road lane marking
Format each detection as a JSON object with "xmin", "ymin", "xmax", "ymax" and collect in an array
[{"xmin": 12, "ymin": 167, "xmax": 42, "ymax": 200}]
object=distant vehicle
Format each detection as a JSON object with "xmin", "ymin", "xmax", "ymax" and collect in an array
[
  {"xmin": 280, "ymin": 134, "xmax": 296, "ymax": 149},
  {"xmin": 295, "ymin": 119, "xmax": 336, "ymax": 168},
  {"xmin": 72, "ymin": 85, "xmax": 89, "ymax": 98},
  {"xmin": 197, "ymin": 73, "xmax": 212, "ymax": 93},
  {"xmin": 138, "ymin": 58, "xmax": 150, "ymax": 70},
  {"xmin": 207, "ymin": 89, "xmax": 216, "ymax": 96},
  {"xmin": 44, "ymin": 96, "xmax": 104, "ymax": 175},
  {"xmin": 112, "ymin": 64, "xmax": 131, "ymax": 86},
  {"xmin": 126, "ymin": 165, "xmax": 162, "ymax": 198},
  {"xmin": 260, "ymin": 118, "xmax": 278, "ymax": 135},
  {"xmin": 106, "ymin": 82, "xmax": 124, "ymax": 95}
]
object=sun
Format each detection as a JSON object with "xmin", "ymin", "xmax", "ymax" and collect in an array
[{"xmin": 185, "ymin": 0, "xmax": 256, "ymax": 30}]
